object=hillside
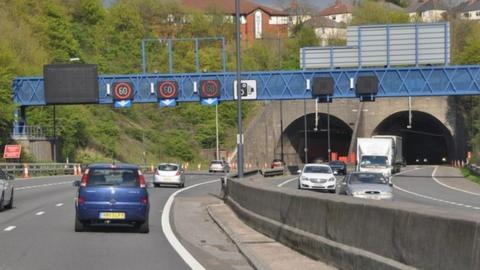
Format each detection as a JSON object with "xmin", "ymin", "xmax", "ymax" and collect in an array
[{"xmin": 0, "ymin": 0, "xmax": 315, "ymax": 165}]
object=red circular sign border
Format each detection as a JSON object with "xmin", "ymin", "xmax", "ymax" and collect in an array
[
  {"xmin": 158, "ymin": 81, "xmax": 178, "ymax": 99},
  {"xmin": 113, "ymin": 82, "xmax": 133, "ymax": 100},
  {"xmin": 201, "ymin": 80, "xmax": 220, "ymax": 98}
]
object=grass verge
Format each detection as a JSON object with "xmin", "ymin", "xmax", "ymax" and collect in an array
[{"xmin": 460, "ymin": 167, "xmax": 480, "ymax": 185}]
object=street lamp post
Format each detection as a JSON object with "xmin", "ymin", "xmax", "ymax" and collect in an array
[
  {"xmin": 235, "ymin": 0, "xmax": 244, "ymax": 177},
  {"xmin": 280, "ymin": 100, "xmax": 284, "ymax": 162},
  {"xmin": 327, "ymin": 102, "xmax": 331, "ymax": 162},
  {"xmin": 216, "ymin": 104, "xmax": 219, "ymax": 160},
  {"xmin": 304, "ymin": 99, "xmax": 308, "ymax": 163}
]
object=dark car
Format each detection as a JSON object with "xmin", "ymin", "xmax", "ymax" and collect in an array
[
  {"xmin": 74, "ymin": 163, "xmax": 149, "ymax": 233},
  {"xmin": 328, "ymin": 160, "xmax": 347, "ymax": 175}
]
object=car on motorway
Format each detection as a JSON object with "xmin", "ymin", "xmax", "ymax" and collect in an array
[
  {"xmin": 209, "ymin": 160, "xmax": 230, "ymax": 173},
  {"xmin": 337, "ymin": 171, "xmax": 393, "ymax": 200},
  {"xmin": 328, "ymin": 160, "xmax": 347, "ymax": 175},
  {"xmin": 297, "ymin": 164, "xmax": 336, "ymax": 192},
  {"xmin": 271, "ymin": 159, "xmax": 284, "ymax": 169},
  {"xmin": 0, "ymin": 169, "xmax": 14, "ymax": 211},
  {"xmin": 74, "ymin": 163, "xmax": 149, "ymax": 233},
  {"xmin": 153, "ymin": 163, "xmax": 185, "ymax": 188}
]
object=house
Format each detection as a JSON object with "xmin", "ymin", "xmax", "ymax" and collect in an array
[
  {"xmin": 283, "ymin": 0, "xmax": 312, "ymax": 26},
  {"xmin": 303, "ymin": 16, "xmax": 346, "ymax": 46},
  {"xmin": 318, "ymin": 0, "xmax": 353, "ymax": 24},
  {"xmin": 455, "ymin": 0, "xmax": 480, "ymax": 20},
  {"xmin": 405, "ymin": 0, "xmax": 448, "ymax": 22},
  {"xmin": 180, "ymin": 0, "xmax": 289, "ymax": 42}
]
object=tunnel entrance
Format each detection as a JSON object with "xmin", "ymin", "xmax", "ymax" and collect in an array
[
  {"xmin": 373, "ymin": 111, "xmax": 454, "ymax": 165},
  {"xmin": 283, "ymin": 113, "xmax": 352, "ymax": 163}
]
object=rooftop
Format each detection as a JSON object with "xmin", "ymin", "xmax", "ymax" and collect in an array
[
  {"xmin": 179, "ymin": 0, "xmax": 288, "ymax": 16},
  {"xmin": 318, "ymin": 0, "xmax": 353, "ymax": 16}
]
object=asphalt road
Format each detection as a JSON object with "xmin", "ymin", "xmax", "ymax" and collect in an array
[
  {"xmin": 0, "ymin": 173, "xmax": 251, "ymax": 270},
  {"xmin": 271, "ymin": 165, "xmax": 480, "ymax": 215}
]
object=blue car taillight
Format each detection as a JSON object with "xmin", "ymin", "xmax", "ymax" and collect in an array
[{"xmin": 77, "ymin": 196, "xmax": 85, "ymax": 205}]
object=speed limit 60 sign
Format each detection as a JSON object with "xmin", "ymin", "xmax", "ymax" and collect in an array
[
  {"xmin": 112, "ymin": 82, "xmax": 134, "ymax": 100},
  {"xmin": 157, "ymin": 80, "xmax": 179, "ymax": 99}
]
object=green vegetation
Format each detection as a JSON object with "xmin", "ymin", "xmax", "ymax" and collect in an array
[
  {"xmin": 460, "ymin": 167, "xmax": 480, "ymax": 185},
  {"xmin": 0, "ymin": 0, "xmax": 318, "ymax": 164}
]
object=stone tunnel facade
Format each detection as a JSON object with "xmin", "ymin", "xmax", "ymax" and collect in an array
[{"xmin": 242, "ymin": 96, "xmax": 466, "ymax": 167}]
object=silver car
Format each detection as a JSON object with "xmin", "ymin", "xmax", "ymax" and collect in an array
[
  {"xmin": 337, "ymin": 172, "xmax": 393, "ymax": 200},
  {"xmin": 153, "ymin": 163, "xmax": 185, "ymax": 188},
  {"xmin": 0, "ymin": 169, "xmax": 14, "ymax": 210},
  {"xmin": 209, "ymin": 160, "xmax": 230, "ymax": 173}
]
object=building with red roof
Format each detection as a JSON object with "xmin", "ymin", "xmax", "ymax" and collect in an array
[
  {"xmin": 318, "ymin": 0, "xmax": 353, "ymax": 24},
  {"xmin": 180, "ymin": 0, "xmax": 289, "ymax": 42}
]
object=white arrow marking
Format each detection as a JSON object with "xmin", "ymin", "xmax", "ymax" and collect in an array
[
  {"xmin": 204, "ymin": 98, "xmax": 217, "ymax": 105},
  {"xmin": 162, "ymin": 99, "xmax": 174, "ymax": 106},
  {"xmin": 116, "ymin": 100, "xmax": 130, "ymax": 107}
]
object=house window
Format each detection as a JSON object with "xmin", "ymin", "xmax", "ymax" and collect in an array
[
  {"xmin": 269, "ymin": 16, "xmax": 288, "ymax": 25},
  {"xmin": 476, "ymin": 11, "xmax": 480, "ymax": 17},
  {"xmin": 464, "ymin": 12, "xmax": 470, "ymax": 18},
  {"xmin": 240, "ymin": 15, "xmax": 247, "ymax": 24},
  {"xmin": 255, "ymin": 10, "xmax": 262, "ymax": 39},
  {"xmin": 331, "ymin": 15, "xmax": 336, "ymax": 21}
]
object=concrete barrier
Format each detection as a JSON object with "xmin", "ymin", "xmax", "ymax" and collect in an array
[{"xmin": 226, "ymin": 178, "xmax": 480, "ymax": 270}]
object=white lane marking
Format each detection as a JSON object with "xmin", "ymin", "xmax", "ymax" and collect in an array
[
  {"xmin": 3, "ymin": 226, "xmax": 16, "ymax": 231},
  {"xmin": 56, "ymin": 203, "xmax": 64, "ymax": 207},
  {"xmin": 431, "ymin": 166, "xmax": 480, "ymax": 197},
  {"xmin": 393, "ymin": 166, "xmax": 431, "ymax": 176},
  {"xmin": 35, "ymin": 211, "xmax": 45, "ymax": 216},
  {"xmin": 393, "ymin": 184, "xmax": 480, "ymax": 210},
  {"xmin": 15, "ymin": 181, "xmax": 71, "ymax": 191},
  {"xmin": 162, "ymin": 179, "xmax": 220, "ymax": 270},
  {"xmin": 277, "ymin": 177, "xmax": 298, "ymax": 187}
]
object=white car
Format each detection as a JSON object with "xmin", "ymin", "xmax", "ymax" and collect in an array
[
  {"xmin": 297, "ymin": 164, "xmax": 336, "ymax": 193},
  {"xmin": 153, "ymin": 163, "xmax": 185, "ymax": 188}
]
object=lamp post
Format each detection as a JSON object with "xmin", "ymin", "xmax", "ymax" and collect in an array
[
  {"xmin": 216, "ymin": 104, "xmax": 219, "ymax": 160},
  {"xmin": 235, "ymin": 0, "xmax": 244, "ymax": 177},
  {"xmin": 304, "ymin": 99, "xmax": 308, "ymax": 163}
]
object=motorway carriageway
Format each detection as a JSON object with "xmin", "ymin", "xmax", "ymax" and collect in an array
[
  {"xmin": 0, "ymin": 174, "xmax": 253, "ymax": 270},
  {"xmin": 274, "ymin": 165, "xmax": 480, "ymax": 214}
]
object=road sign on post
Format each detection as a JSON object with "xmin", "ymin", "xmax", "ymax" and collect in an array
[
  {"xmin": 233, "ymin": 80, "xmax": 257, "ymax": 100},
  {"xmin": 113, "ymin": 82, "xmax": 134, "ymax": 108},
  {"xmin": 3, "ymin": 145, "xmax": 21, "ymax": 159},
  {"xmin": 158, "ymin": 80, "xmax": 178, "ymax": 107},
  {"xmin": 200, "ymin": 80, "xmax": 220, "ymax": 106}
]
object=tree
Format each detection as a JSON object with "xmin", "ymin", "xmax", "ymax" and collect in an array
[{"xmin": 352, "ymin": 0, "xmax": 410, "ymax": 25}]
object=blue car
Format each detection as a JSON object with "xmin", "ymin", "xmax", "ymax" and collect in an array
[{"xmin": 74, "ymin": 163, "xmax": 149, "ymax": 233}]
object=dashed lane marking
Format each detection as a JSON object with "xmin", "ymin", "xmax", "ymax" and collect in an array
[
  {"xmin": 56, "ymin": 203, "xmax": 64, "ymax": 207},
  {"xmin": 15, "ymin": 181, "xmax": 71, "ymax": 191},
  {"xmin": 3, "ymin": 226, "xmax": 16, "ymax": 232},
  {"xmin": 392, "ymin": 166, "xmax": 480, "ymax": 210},
  {"xmin": 35, "ymin": 211, "xmax": 45, "ymax": 216}
]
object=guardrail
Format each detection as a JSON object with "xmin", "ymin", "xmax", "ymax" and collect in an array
[
  {"xmin": 467, "ymin": 163, "xmax": 480, "ymax": 176},
  {"xmin": 0, "ymin": 163, "xmax": 80, "ymax": 177}
]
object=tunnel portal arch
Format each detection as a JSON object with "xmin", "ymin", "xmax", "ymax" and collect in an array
[
  {"xmin": 281, "ymin": 113, "xmax": 353, "ymax": 164},
  {"xmin": 372, "ymin": 111, "xmax": 454, "ymax": 164}
]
